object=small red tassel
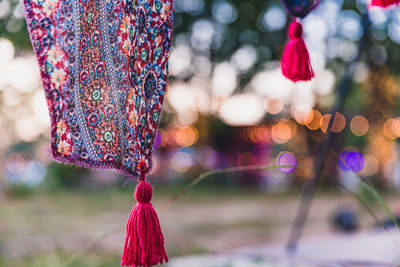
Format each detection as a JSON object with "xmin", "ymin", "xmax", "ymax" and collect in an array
[
  {"xmin": 121, "ymin": 179, "xmax": 168, "ymax": 267},
  {"xmin": 281, "ymin": 20, "xmax": 314, "ymax": 82},
  {"xmin": 370, "ymin": 0, "xmax": 400, "ymax": 7}
]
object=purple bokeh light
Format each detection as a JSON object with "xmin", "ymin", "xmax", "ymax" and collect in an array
[
  {"xmin": 154, "ymin": 131, "xmax": 162, "ymax": 149},
  {"xmin": 338, "ymin": 151, "xmax": 365, "ymax": 173},
  {"xmin": 277, "ymin": 152, "xmax": 297, "ymax": 174}
]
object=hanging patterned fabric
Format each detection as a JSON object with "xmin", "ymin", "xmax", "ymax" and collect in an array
[
  {"xmin": 23, "ymin": 0, "xmax": 173, "ymax": 265},
  {"xmin": 280, "ymin": 0, "xmax": 319, "ymax": 82}
]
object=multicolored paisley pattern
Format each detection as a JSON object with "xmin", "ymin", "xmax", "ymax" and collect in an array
[{"xmin": 23, "ymin": 0, "xmax": 173, "ymax": 177}]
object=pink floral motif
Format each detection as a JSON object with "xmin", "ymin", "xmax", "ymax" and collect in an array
[
  {"xmin": 160, "ymin": 2, "xmax": 172, "ymax": 20},
  {"xmin": 120, "ymin": 17, "xmax": 130, "ymax": 33},
  {"xmin": 129, "ymin": 110, "xmax": 137, "ymax": 126},
  {"xmin": 155, "ymin": 36, "xmax": 162, "ymax": 47},
  {"xmin": 127, "ymin": 89, "xmax": 135, "ymax": 105},
  {"xmin": 43, "ymin": 0, "xmax": 59, "ymax": 16},
  {"xmin": 56, "ymin": 120, "xmax": 68, "ymax": 136},
  {"xmin": 47, "ymin": 47, "xmax": 65, "ymax": 65},
  {"xmin": 51, "ymin": 68, "xmax": 67, "ymax": 87},
  {"xmin": 57, "ymin": 140, "xmax": 72, "ymax": 156},
  {"xmin": 122, "ymin": 39, "xmax": 131, "ymax": 56}
]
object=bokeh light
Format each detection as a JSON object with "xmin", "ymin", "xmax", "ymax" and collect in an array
[
  {"xmin": 219, "ymin": 93, "xmax": 265, "ymax": 126},
  {"xmin": 294, "ymin": 108, "xmax": 313, "ymax": 125},
  {"xmin": 306, "ymin": 110, "xmax": 323, "ymax": 131},
  {"xmin": 212, "ymin": 1, "xmax": 237, "ymax": 24},
  {"xmin": 200, "ymin": 147, "xmax": 222, "ymax": 170},
  {"xmin": 391, "ymin": 118, "xmax": 400, "ymax": 137},
  {"xmin": 271, "ymin": 121, "xmax": 292, "ymax": 144},
  {"xmin": 350, "ymin": 115, "xmax": 369, "ymax": 136},
  {"xmin": 211, "ymin": 62, "xmax": 237, "ymax": 97},
  {"xmin": 360, "ymin": 154, "xmax": 379, "ymax": 176},
  {"xmin": 170, "ymin": 150, "xmax": 193, "ymax": 173},
  {"xmin": 277, "ymin": 151, "xmax": 297, "ymax": 174},
  {"xmin": 0, "ymin": 38, "xmax": 14, "ymax": 65},
  {"xmin": 338, "ymin": 151, "xmax": 365, "ymax": 173},
  {"xmin": 320, "ymin": 112, "xmax": 346, "ymax": 133},
  {"xmin": 5, "ymin": 152, "xmax": 25, "ymax": 174},
  {"xmin": 383, "ymin": 119, "xmax": 397, "ymax": 140},
  {"xmin": 262, "ymin": 6, "xmax": 287, "ymax": 31},
  {"xmin": 264, "ymin": 98, "xmax": 283, "ymax": 115},
  {"xmin": 248, "ymin": 125, "xmax": 270, "ymax": 144},
  {"xmin": 154, "ymin": 131, "xmax": 162, "ymax": 149},
  {"xmin": 175, "ymin": 126, "xmax": 199, "ymax": 147}
]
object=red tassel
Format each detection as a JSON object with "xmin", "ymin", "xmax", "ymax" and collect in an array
[
  {"xmin": 281, "ymin": 20, "xmax": 314, "ymax": 82},
  {"xmin": 370, "ymin": 0, "xmax": 400, "ymax": 7},
  {"xmin": 121, "ymin": 180, "xmax": 168, "ymax": 267}
]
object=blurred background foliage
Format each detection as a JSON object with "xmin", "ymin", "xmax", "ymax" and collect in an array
[
  {"xmin": 2, "ymin": 0, "xmax": 400, "ymax": 193},
  {"xmin": 2, "ymin": 0, "xmax": 400, "ymax": 265}
]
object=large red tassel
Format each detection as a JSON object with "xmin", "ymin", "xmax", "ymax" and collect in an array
[
  {"xmin": 370, "ymin": 0, "xmax": 400, "ymax": 7},
  {"xmin": 281, "ymin": 19, "xmax": 314, "ymax": 82},
  {"xmin": 121, "ymin": 167, "xmax": 168, "ymax": 267}
]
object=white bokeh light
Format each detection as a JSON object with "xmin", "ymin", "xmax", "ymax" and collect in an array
[
  {"xmin": 0, "ymin": 38, "xmax": 14, "ymax": 66},
  {"xmin": 218, "ymin": 93, "xmax": 265, "ymax": 126},
  {"xmin": 212, "ymin": 1, "xmax": 237, "ymax": 24},
  {"xmin": 231, "ymin": 45, "xmax": 257, "ymax": 73},
  {"xmin": 251, "ymin": 68, "xmax": 294, "ymax": 101},
  {"xmin": 32, "ymin": 90, "xmax": 50, "ymax": 128},
  {"xmin": 169, "ymin": 45, "xmax": 192, "ymax": 78},
  {"xmin": 168, "ymin": 82, "xmax": 196, "ymax": 112},
  {"xmin": 262, "ymin": 6, "xmax": 287, "ymax": 31},
  {"xmin": 4, "ymin": 56, "xmax": 39, "ymax": 93},
  {"xmin": 191, "ymin": 19, "xmax": 214, "ymax": 51},
  {"xmin": 211, "ymin": 62, "xmax": 237, "ymax": 97}
]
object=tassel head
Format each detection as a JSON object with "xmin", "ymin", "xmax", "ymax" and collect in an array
[
  {"xmin": 281, "ymin": 20, "xmax": 314, "ymax": 82},
  {"xmin": 121, "ymin": 180, "xmax": 168, "ymax": 267},
  {"xmin": 288, "ymin": 20, "xmax": 303, "ymax": 39},
  {"xmin": 135, "ymin": 180, "xmax": 153, "ymax": 204}
]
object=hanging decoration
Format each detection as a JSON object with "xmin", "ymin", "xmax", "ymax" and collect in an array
[
  {"xmin": 280, "ymin": 0, "xmax": 320, "ymax": 82},
  {"xmin": 23, "ymin": 0, "xmax": 173, "ymax": 266},
  {"xmin": 370, "ymin": 0, "xmax": 400, "ymax": 7}
]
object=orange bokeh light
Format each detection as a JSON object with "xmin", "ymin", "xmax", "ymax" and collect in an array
[
  {"xmin": 306, "ymin": 110, "xmax": 322, "ymax": 131},
  {"xmin": 350, "ymin": 115, "xmax": 369, "ymax": 136},
  {"xmin": 382, "ymin": 118, "xmax": 400, "ymax": 140},
  {"xmin": 320, "ymin": 112, "xmax": 346, "ymax": 133},
  {"xmin": 271, "ymin": 121, "xmax": 292, "ymax": 144},
  {"xmin": 265, "ymin": 98, "xmax": 284, "ymax": 115},
  {"xmin": 294, "ymin": 109, "xmax": 313, "ymax": 125},
  {"xmin": 175, "ymin": 126, "xmax": 199, "ymax": 147},
  {"xmin": 391, "ymin": 118, "xmax": 400, "ymax": 137},
  {"xmin": 383, "ymin": 119, "xmax": 396, "ymax": 140},
  {"xmin": 249, "ymin": 125, "xmax": 270, "ymax": 144},
  {"xmin": 361, "ymin": 154, "xmax": 379, "ymax": 176}
]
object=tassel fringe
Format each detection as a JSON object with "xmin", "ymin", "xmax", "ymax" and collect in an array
[{"xmin": 122, "ymin": 180, "xmax": 168, "ymax": 267}]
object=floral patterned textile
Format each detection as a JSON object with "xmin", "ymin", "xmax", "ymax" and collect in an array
[{"xmin": 23, "ymin": 0, "xmax": 173, "ymax": 177}]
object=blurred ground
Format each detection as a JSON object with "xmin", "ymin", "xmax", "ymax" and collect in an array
[{"xmin": 0, "ymin": 185, "xmax": 392, "ymax": 267}]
